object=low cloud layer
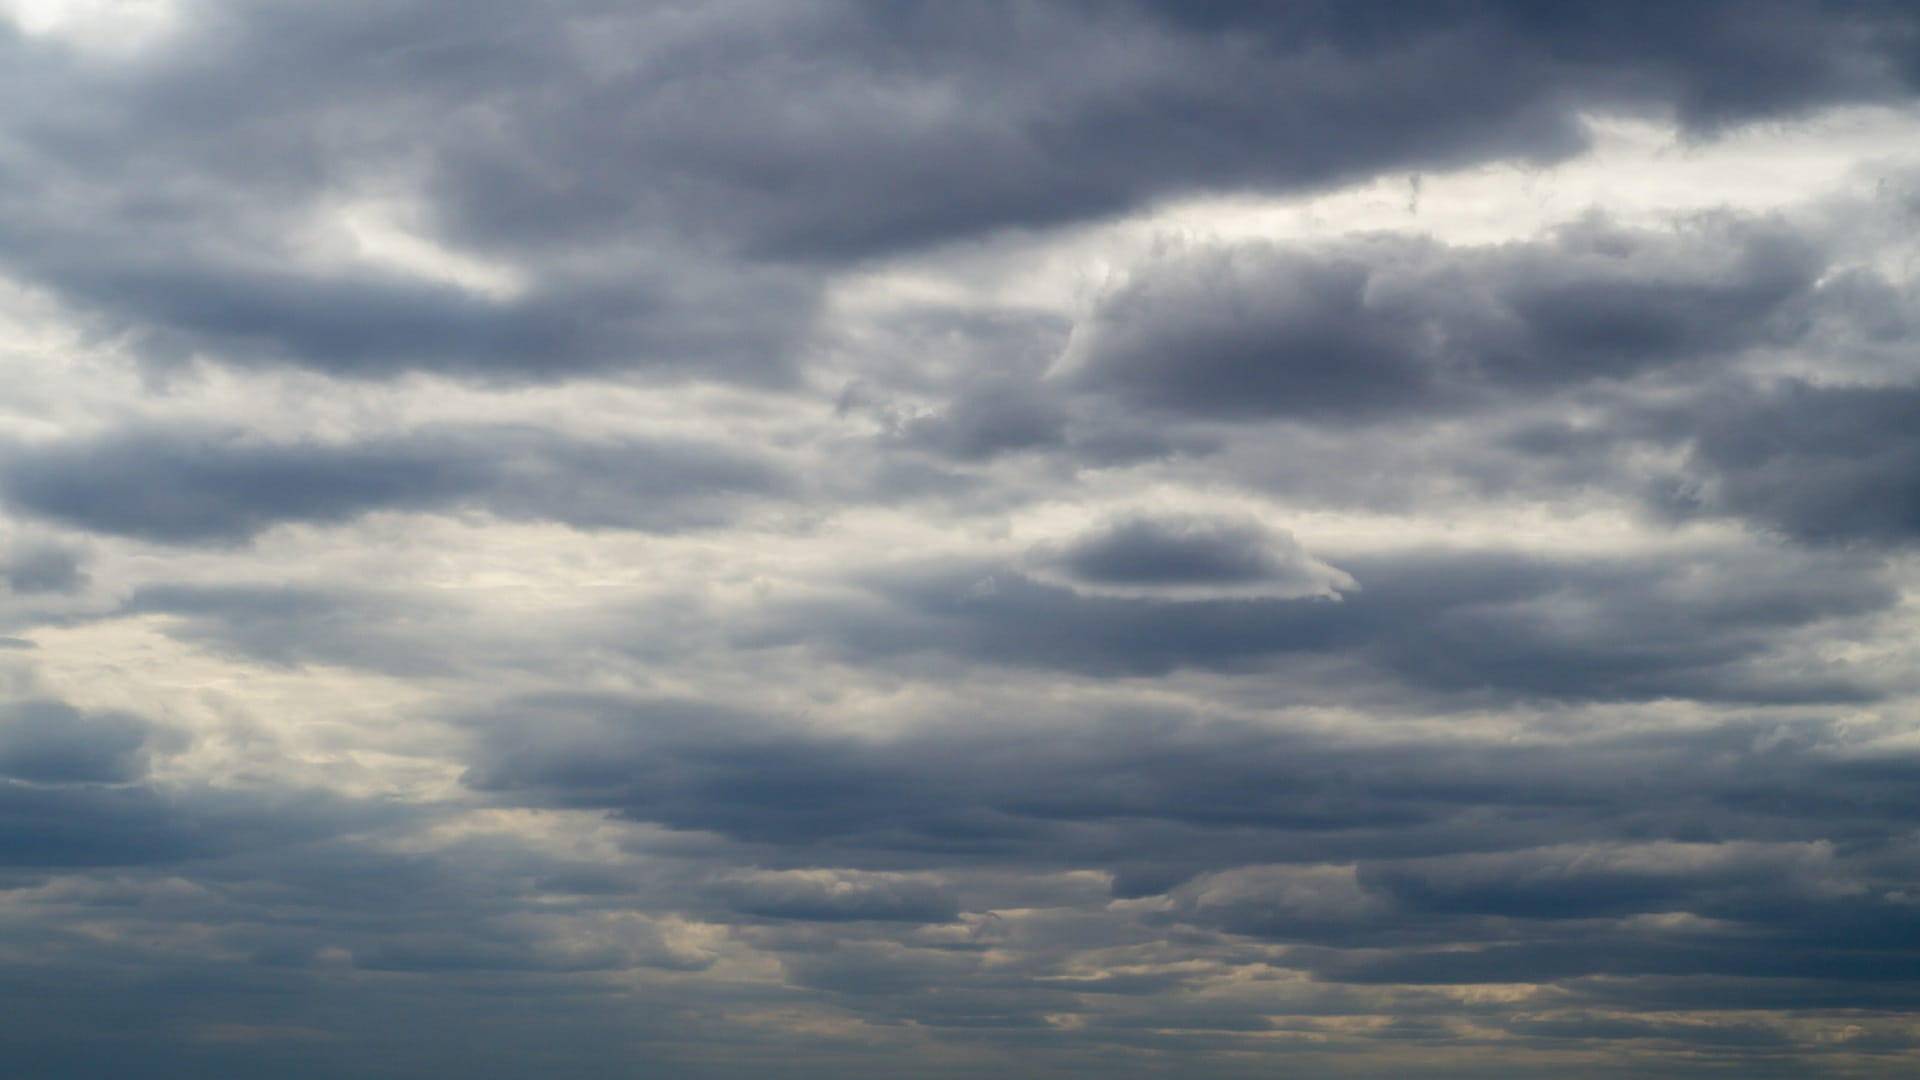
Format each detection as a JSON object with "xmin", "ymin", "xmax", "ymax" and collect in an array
[
  {"xmin": 4, "ymin": 2, "xmax": 1920, "ymax": 1078},
  {"xmin": 1062, "ymin": 216, "xmax": 1825, "ymax": 419},
  {"xmin": 0, "ymin": 424, "xmax": 785, "ymax": 542}
]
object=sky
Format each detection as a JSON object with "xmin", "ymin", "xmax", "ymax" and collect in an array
[{"xmin": 5, "ymin": 1, "xmax": 1920, "ymax": 1076}]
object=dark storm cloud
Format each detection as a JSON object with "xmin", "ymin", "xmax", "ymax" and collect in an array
[
  {"xmin": 41, "ymin": 258, "xmax": 816, "ymax": 384},
  {"xmin": 0, "ymin": 699, "xmax": 153, "ymax": 785},
  {"xmin": 1056, "ymin": 518, "xmax": 1290, "ymax": 585},
  {"xmin": 894, "ymin": 380, "xmax": 1070, "ymax": 462},
  {"xmin": 0, "ymin": 424, "xmax": 785, "ymax": 543},
  {"xmin": 0, "ymin": 429, "xmax": 482, "ymax": 543},
  {"xmin": 1064, "ymin": 216, "xmax": 1824, "ymax": 420},
  {"xmin": 464, "ymin": 693, "xmax": 1398, "ymax": 853},
  {"xmin": 1336, "ymin": 546, "xmax": 1890, "ymax": 705},
  {"xmin": 870, "ymin": 373, "xmax": 1204, "ymax": 472},
  {"xmin": 0, "ymin": 781, "xmax": 210, "ymax": 867},
  {"xmin": 8, "ymin": 2, "xmax": 1920, "ymax": 1074},
  {"xmin": 790, "ymin": 566, "xmax": 1342, "ymax": 679},
  {"xmin": 1667, "ymin": 380, "xmax": 1920, "ymax": 544},
  {"xmin": 0, "ymin": 697, "xmax": 387, "ymax": 870},
  {"xmin": 0, "ymin": 2, "xmax": 812, "ymax": 383},
  {"xmin": 765, "ymin": 543, "xmax": 1891, "ymax": 702},
  {"xmin": 1062, "ymin": 242, "xmax": 1444, "ymax": 419},
  {"xmin": 0, "ymin": 0, "xmax": 1910, "ymax": 386},
  {"xmin": 427, "ymin": 0, "xmax": 1920, "ymax": 260},
  {"xmin": 1195, "ymin": 836, "xmax": 1920, "ymax": 988},
  {"xmin": 462, "ymin": 693, "xmax": 1920, "ymax": 868},
  {"xmin": 1350, "ymin": 842, "xmax": 1836, "ymax": 922},
  {"xmin": 0, "ymin": 834, "xmax": 740, "ymax": 1079},
  {"xmin": 416, "ymin": 0, "xmax": 1584, "ymax": 261},
  {"xmin": 460, "ymin": 691, "xmax": 1920, "ymax": 1012},
  {"xmin": 1138, "ymin": 0, "xmax": 1920, "ymax": 131},
  {"xmin": 1029, "ymin": 513, "xmax": 1352, "ymax": 597},
  {"xmin": 20, "ymin": 694, "xmax": 1920, "ymax": 1067},
  {"xmin": 831, "ymin": 300, "xmax": 1194, "ymax": 472}
]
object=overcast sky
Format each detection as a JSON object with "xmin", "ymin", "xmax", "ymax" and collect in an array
[{"xmin": 6, "ymin": 1, "xmax": 1920, "ymax": 1076}]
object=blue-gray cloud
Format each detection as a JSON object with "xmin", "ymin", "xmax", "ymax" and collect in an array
[
  {"xmin": 0, "ymin": 1, "xmax": 1909, "ymax": 384},
  {"xmin": 6, "ymin": 1, "xmax": 1920, "ymax": 1076},
  {"xmin": 1027, "ymin": 513, "xmax": 1356, "ymax": 600},
  {"xmin": 454, "ymin": 690, "xmax": 1920, "ymax": 1030},
  {"xmin": 1064, "ymin": 216, "xmax": 1825, "ymax": 420},
  {"xmin": 0, "ymin": 699, "xmax": 152, "ymax": 784},
  {"xmin": 0, "ymin": 544, "xmax": 86, "ymax": 595},
  {"xmin": 1667, "ymin": 380, "xmax": 1920, "ymax": 544},
  {"xmin": 760, "ymin": 544, "xmax": 1890, "ymax": 702},
  {"xmin": 0, "ymin": 424, "xmax": 786, "ymax": 543}
]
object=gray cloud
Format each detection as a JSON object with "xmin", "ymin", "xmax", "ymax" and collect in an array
[
  {"xmin": 99, "ymin": 263, "xmax": 814, "ymax": 385},
  {"xmin": 0, "ymin": 695, "xmax": 387, "ymax": 872},
  {"xmin": 1667, "ymin": 380, "xmax": 1920, "ymax": 544},
  {"xmin": 0, "ymin": 424, "xmax": 786, "ymax": 543},
  {"xmin": 6, "ymin": 1, "xmax": 1920, "ymax": 1075},
  {"xmin": 0, "ymin": 700, "xmax": 153, "ymax": 785},
  {"xmin": 426, "ymin": 0, "xmax": 1920, "ymax": 259},
  {"xmin": 455, "ymin": 689, "xmax": 1920, "ymax": 1027},
  {"xmin": 462, "ymin": 694, "xmax": 1919, "ymax": 869},
  {"xmin": 1142, "ymin": 1, "xmax": 1920, "ymax": 129},
  {"xmin": 1026, "ymin": 513, "xmax": 1357, "ymax": 600},
  {"xmin": 708, "ymin": 869, "xmax": 961, "ymax": 924},
  {"xmin": 895, "ymin": 380, "xmax": 1071, "ymax": 463},
  {"xmin": 763, "ymin": 544, "xmax": 1891, "ymax": 702},
  {"xmin": 0, "ymin": 0, "xmax": 1907, "ymax": 387},
  {"xmin": 120, "ymin": 584, "xmax": 462, "ymax": 676},
  {"xmin": 1062, "ymin": 216, "xmax": 1824, "ymax": 421},
  {"xmin": 0, "ymin": 543, "xmax": 86, "ymax": 595}
]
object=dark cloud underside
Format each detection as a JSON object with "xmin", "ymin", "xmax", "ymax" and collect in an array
[{"xmin": 4, "ymin": 2, "xmax": 1920, "ymax": 1078}]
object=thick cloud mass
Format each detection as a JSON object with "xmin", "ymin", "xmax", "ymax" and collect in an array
[
  {"xmin": 5, "ymin": 2, "xmax": 1920, "ymax": 1078},
  {"xmin": 0, "ymin": 700, "xmax": 151, "ymax": 784},
  {"xmin": 1673, "ymin": 382, "xmax": 1920, "ymax": 543},
  {"xmin": 0, "ymin": 425, "xmax": 785, "ymax": 542},
  {"xmin": 1024, "ymin": 513, "xmax": 1357, "ymax": 600},
  {"xmin": 755, "ymin": 545, "xmax": 1890, "ymax": 702},
  {"xmin": 1064, "ymin": 216, "xmax": 1825, "ymax": 418}
]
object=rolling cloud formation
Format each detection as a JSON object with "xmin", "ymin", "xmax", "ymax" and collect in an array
[{"xmin": 4, "ymin": 2, "xmax": 1920, "ymax": 1077}]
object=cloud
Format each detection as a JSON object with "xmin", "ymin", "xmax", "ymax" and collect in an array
[
  {"xmin": 708, "ymin": 869, "xmax": 960, "ymax": 924},
  {"xmin": 1059, "ymin": 215, "xmax": 1824, "ymax": 421},
  {"xmin": 0, "ymin": 543, "xmax": 86, "ymax": 595},
  {"xmin": 1025, "ymin": 513, "xmax": 1357, "ymax": 600},
  {"xmin": 895, "ymin": 380, "xmax": 1071, "ymax": 462},
  {"xmin": 0, "ymin": 696, "xmax": 387, "ymax": 872},
  {"xmin": 0, "ymin": 699, "xmax": 153, "ymax": 784},
  {"xmin": 4, "ymin": 2, "xmax": 1920, "ymax": 1075},
  {"xmin": 1666, "ymin": 380, "xmax": 1920, "ymax": 544},
  {"xmin": 460, "ymin": 693, "xmax": 1916, "ymax": 873},
  {"xmin": 0, "ymin": 424, "xmax": 786, "ymax": 543},
  {"xmin": 0, "ymin": 0, "xmax": 1906, "ymax": 389},
  {"xmin": 119, "ymin": 584, "xmax": 462, "ymax": 675},
  {"xmin": 453, "ymin": 688, "xmax": 1920, "ymax": 1030},
  {"xmin": 1352, "ymin": 840, "xmax": 1840, "ymax": 921},
  {"xmin": 763, "ymin": 543, "xmax": 1891, "ymax": 702},
  {"xmin": 422, "ymin": 0, "xmax": 1920, "ymax": 259}
]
